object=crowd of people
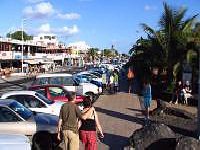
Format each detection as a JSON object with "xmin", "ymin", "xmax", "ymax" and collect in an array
[
  {"xmin": 101, "ymin": 69, "xmax": 119, "ymax": 94},
  {"xmin": 170, "ymin": 80, "xmax": 193, "ymax": 105}
]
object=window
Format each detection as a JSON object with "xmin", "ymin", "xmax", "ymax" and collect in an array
[
  {"xmin": 0, "ymin": 107, "xmax": 21, "ymax": 122},
  {"xmin": 36, "ymin": 93, "xmax": 54, "ymax": 105},
  {"xmin": 49, "ymin": 77, "xmax": 62, "ymax": 85},
  {"xmin": 34, "ymin": 78, "xmax": 49, "ymax": 85},
  {"xmin": 62, "ymin": 77, "xmax": 74, "ymax": 85},
  {"xmin": 23, "ymin": 95, "xmax": 45, "ymax": 108},
  {"xmin": 49, "ymin": 86, "xmax": 66, "ymax": 97},
  {"xmin": 8, "ymin": 95, "xmax": 45, "ymax": 108}
]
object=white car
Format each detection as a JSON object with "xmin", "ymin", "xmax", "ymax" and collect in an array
[
  {"xmin": 1, "ymin": 91, "xmax": 63, "ymax": 116},
  {"xmin": 33, "ymin": 73, "xmax": 100, "ymax": 101},
  {"xmin": 0, "ymin": 134, "xmax": 31, "ymax": 150},
  {"xmin": 76, "ymin": 71, "xmax": 102, "ymax": 83}
]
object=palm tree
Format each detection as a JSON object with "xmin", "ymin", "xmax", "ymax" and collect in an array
[
  {"xmin": 141, "ymin": 2, "xmax": 198, "ymax": 83},
  {"xmin": 88, "ymin": 48, "xmax": 98, "ymax": 62}
]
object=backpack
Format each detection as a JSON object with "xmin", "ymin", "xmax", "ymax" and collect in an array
[{"xmin": 127, "ymin": 68, "xmax": 134, "ymax": 79}]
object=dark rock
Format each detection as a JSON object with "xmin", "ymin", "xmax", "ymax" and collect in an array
[
  {"xmin": 129, "ymin": 123, "xmax": 176, "ymax": 150},
  {"xmin": 176, "ymin": 137, "xmax": 200, "ymax": 150}
]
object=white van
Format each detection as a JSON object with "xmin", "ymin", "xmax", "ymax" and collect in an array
[{"xmin": 33, "ymin": 73, "xmax": 100, "ymax": 101}]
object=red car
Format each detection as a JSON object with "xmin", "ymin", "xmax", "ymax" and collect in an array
[{"xmin": 28, "ymin": 84, "xmax": 85, "ymax": 103}]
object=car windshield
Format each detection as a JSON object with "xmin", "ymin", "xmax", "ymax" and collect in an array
[
  {"xmin": 35, "ymin": 93, "xmax": 54, "ymax": 104},
  {"xmin": 9, "ymin": 101, "xmax": 32, "ymax": 120}
]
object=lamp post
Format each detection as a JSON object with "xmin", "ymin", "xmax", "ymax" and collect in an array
[{"xmin": 21, "ymin": 19, "xmax": 24, "ymax": 73}]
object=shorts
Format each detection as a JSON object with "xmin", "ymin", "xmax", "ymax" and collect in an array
[{"xmin": 144, "ymin": 97, "xmax": 152, "ymax": 109}]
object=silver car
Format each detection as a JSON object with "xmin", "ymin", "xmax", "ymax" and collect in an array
[{"xmin": 0, "ymin": 100, "xmax": 59, "ymax": 149}]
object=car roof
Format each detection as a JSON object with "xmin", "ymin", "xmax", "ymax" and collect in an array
[
  {"xmin": 36, "ymin": 73, "xmax": 72, "ymax": 78},
  {"xmin": 30, "ymin": 84, "xmax": 64, "ymax": 88},
  {"xmin": 1, "ymin": 91, "xmax": 37, "ymax": 97}
]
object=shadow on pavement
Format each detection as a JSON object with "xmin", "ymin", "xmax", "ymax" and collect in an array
[
  {"xmin": 99, "ymin": 133, "xmax": 129, "ymax": 150},
  {"xmin": 95, "ymin": 107, "xmax": 145, "ymax": 125},
  {"xmin": 127, "ymin": 108, "xmax": 144, "ymax": 113}
]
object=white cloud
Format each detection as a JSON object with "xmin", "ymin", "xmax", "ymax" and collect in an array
[
  {"xmin": 61, "ymin": 25, "xmax": 79, "ymax": 34},
  {"xmin": 23, "ymin": 2, "xmax": 54, "ymax": 19},
  {"xmin": 57, "ymin": 13, "xmax": 80, "ymax": 20},
  {"xmin": 39, "ymin": 23, "xmax": 51, "ymax": 33},
  {"xmin": 144, "ymin": 5, "xmax": 157, "ymax": 11},
  {"xmin": 36, "ymin": 23, "xmax": 79, "ymax": 36}
]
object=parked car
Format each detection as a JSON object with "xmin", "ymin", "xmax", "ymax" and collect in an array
[
  {"xmin": 73, "ymin": 74, "xmax": 102, "ymax": 90},
  {"xmin": 76, "ymin": 71, "xmax": 102, "ymax": 83},
  {"xmin": 32, "ymin": 73, "xmax": 100, "ymax": 101},
  {"xmin": 0, "ymin": 100, "xmax": 58, "ymax": 149},
  {"xmin": 0, "ymin": 134, "xmax": 31, "ymax": 150},
  {"xmin": 28, "ymin": 84, "xmax": 85, "ymax": 109},
  {"xmin": 1, "ymin": 91, "xmax": 63, "ymax": 116}
]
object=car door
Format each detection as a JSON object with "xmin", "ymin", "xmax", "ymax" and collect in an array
[
  {"xmin": 0, "ymin": 107, "xmax": 35, "ymax": 136},
  {"xmin": 48, "ymin": 86, "xmax": 68, "ymax": 102}
]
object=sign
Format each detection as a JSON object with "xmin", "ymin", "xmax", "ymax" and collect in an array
[{"xmin": 0, "ymin": 51, "xmax": 12, "ymax": 59}]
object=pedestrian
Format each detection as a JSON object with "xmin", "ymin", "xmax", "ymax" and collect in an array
[
  {"xmin": 79, "ymin": 97, "xmax": 104, "ymax": 150},
  {"xmin": 142, "ymin": 78, "xmax": 152, "ymax": 125},
  {"xmin": 102, "ymin": 72, "xmax": 107, "ymax": 93},
  {"xmin": 127, "ymin": 67, "xmax": 134, "ymax": 93},
  {"xmin": 113, "ymin": 69, "xmax": 119, "ymax": 93},
  {"xmin": 170, "ymin": 81, "xmax": 184, "ymax": 104},
  {"xmin": 109, "ymin": 72, "xmax": 114, "ymax": 94},
  {"xmin": 182, "ymin": 81, "xmax": 192, "ymax": 104},
  {"xmin": 106, "ymin": 70, "xmax": 110, "ymax": 91},
  {"xmin": 57, "ymin": 92, "xmax": 94, "ymax": 150}
]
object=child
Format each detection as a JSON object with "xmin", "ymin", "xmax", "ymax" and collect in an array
[{"xmin": 143, "ymin": 79, "xmax": 152, "ymax": 125}]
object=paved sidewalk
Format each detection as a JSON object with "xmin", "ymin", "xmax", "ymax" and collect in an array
[{"xmin": 79, "ymin": 92, "xmax": 144, "ymax": 150}]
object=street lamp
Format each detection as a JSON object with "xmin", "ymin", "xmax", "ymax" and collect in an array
[{"xmin": 21, "ymin": 19, "xmax": 26, "ymax": 73}]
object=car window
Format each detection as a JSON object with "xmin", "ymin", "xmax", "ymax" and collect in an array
[
  {"xmin": 0, "ymin": 107, "xmax": 21, "ymax": 122},
  {"xmin": 62, "ymin": 77, "xmax": 74, "ymax": 85},
  {"xmin": 49, "ymin": 87, "xmax": 66, "ymax": 97},
  {"xmin": 7, "ymin": 95, "xmax": 30, "ymax": 108},
  {"xmin": 35, "ymin": 89, "xmax": 46, "ymax": 97},
  {"xmin": 9, "ymin": 101, "xmax": 33, "ymax": 120},
  {"xmin": 34, "ymin": 77, "xmax": 49, "ymax": 85},
  {"xmin": 49, "ymin": 77, "xmax": 62, "ymax": 85},
  {"xmin": 23, "ymin": 95, "xmax": 45, "ymax": 108},
  {"xmin": 35, "ymin": 93, "xmax": 54, "ymax": 105}
]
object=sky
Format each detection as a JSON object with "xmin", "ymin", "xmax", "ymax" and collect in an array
[{"xmin": 0, "ymin": 0, "xmax": 199, "ymax": 54}]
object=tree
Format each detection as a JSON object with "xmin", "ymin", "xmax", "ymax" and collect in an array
[
  {"xmin": 7, "ymin": 31, "xmax": 33, "ymax": 41},
  {"xmin": 140, "ymin": 2, "xmax": 198, "ymax": 83},
  {"xmin": 88, "ymin": 48, "xmax": 99, "ymax": 62},
  {"xmin": 103, "ymin": 49, "xmax": 113, "ymax": 57}
]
